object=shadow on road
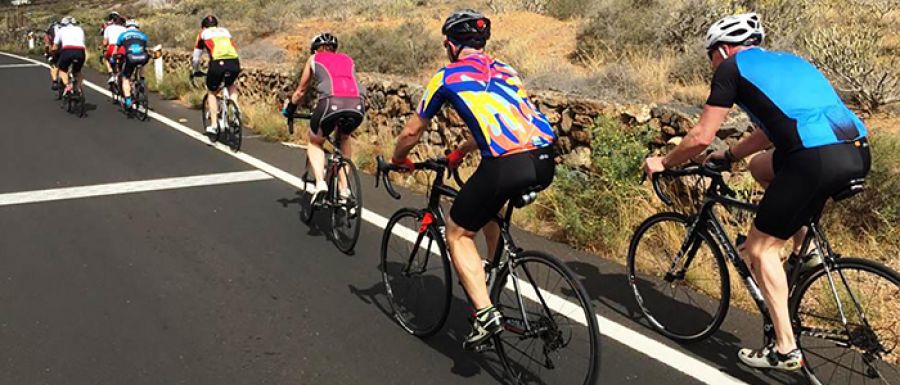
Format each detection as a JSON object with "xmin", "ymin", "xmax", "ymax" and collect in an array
[
  {"xmin": 348, "ymin": 269, "xmax": 511, "ymax": 384},
  {"xmin": 565, "ymin": 260, "xmax": 805, "ymax": 385}
]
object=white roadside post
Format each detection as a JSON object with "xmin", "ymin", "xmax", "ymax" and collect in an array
[
  {"xmin": 152, "ymin": 45, "xmax": 164, "ymax": 84},
  {"xmin": 27, "ymin": 31, "xmax": 34, "ymax": 50}
]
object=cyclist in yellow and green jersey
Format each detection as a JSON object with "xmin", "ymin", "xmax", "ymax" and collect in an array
[{"xmin": 191, "ymin": 15, "xmax": 241, "ymax": 136}]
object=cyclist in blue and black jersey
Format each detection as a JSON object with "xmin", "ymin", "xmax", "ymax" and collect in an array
[
  {"xmin": 645, "ymin": 13, "xmax": 870, "ymax": 372},
  {"xmin": 115, "ymin": 20, "xmax": 149, "ymax": 109}
]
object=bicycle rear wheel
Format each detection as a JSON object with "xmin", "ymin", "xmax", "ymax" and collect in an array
[
  {"xmin": 791, "ymin": 257, "xmax": 900, "ymax": 385},
  {"xmin": 133, "ymin": 81, "xmax": 149, "ymax": 121},
  {"xmin": 626, "ymin": 212, "xmax": 730, "ymax": 342},
  {"xmin": 225, "ymin": 99, "xmax": 242, "ymax": 151},
  {"xmin": 76, "ymin": 91, "xmax": 85, "ymax": 118},
  {"xmin": 380, "ymin": 208, "xmax": 452, "ymax": 337},
  {"xmin": 329, "ymin": 159, "xmax": 362, "ymax": 254},
  {"xmin": 491, "ymin": 250, "xmax": 600, "ymax": 385}
]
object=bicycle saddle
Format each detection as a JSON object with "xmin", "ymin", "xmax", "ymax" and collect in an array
[
  {"xmin": 322, "ymin": 110, "xmax": 364, "ymax": 135},
  {"xmin": 831, "ymin": 178, "xmax": 865, "ymax": 201}
]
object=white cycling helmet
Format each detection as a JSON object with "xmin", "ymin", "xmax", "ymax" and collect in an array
[
  {"xmin": 60, "ymin": 16, "xmax": 73, "ymax": 26},
  {"xmin": 704, "ymin": 12, "xmax": 764, "ymax": 49},
  {"xmin": 125, "ymin": 19, "xmax": 139, "ymax": 29}
]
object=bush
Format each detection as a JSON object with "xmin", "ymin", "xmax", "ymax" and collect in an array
[
  {"xmin": 538, "ymin": 116, "xmax": 654, "ymax": 252},
  {"xmin": 342, "ymin": 23, "xmax": 441, "ymax": 75}
]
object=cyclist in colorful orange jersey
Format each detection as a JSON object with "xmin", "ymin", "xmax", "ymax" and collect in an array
[
  {"xmin": 191, "ymin": 15, "xmax": 241, "ymax": 136},
  {"xmin": 390, "ymin": 9, "xmax": 557, "ymax": 349}
]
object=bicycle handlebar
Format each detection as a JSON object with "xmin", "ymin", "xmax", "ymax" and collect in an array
[
  {"xmin": 285, "ymin": 112, "xmax": 312, "ymax": 135},
  {"xmin": 375, "ymin": 152, "xmax": 464, "ymax": 200},
  {"xmin": 649, "ymin": 159, "xmax": 733, "ymax": 206}
]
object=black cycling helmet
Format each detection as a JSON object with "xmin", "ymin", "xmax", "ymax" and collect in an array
[
  {"xmin": 201, "ymin": 15, "xmax": 218, "ymax": 28},
  {"xmin": 310, "ymin": 33, "xmax": 338, "ymax": 53},
  {"xmin": 441, "ymin": 9, "xmax": 491, "ymax": 49},
  {"xmin": 108, "ymin": 11, "xmax": 120, "ymax": 21}
]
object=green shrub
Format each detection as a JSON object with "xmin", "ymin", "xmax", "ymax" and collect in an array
[
  {"xmin": 342, "ymin": 23, "xmax": 441, "ymax": 75},
  {"xmin": 539, "ymin": 116, "xmax": 654, "ymax": 251},
  {"xmin": 156, "ymin": 70, "xmax": 193, "ymax": 100}
]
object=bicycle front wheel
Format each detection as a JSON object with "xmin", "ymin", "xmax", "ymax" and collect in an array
[
  {"xmin": 380, "ymin": 208, "xmax": 452, "ymax": 337},
  {"xmin": 201, "ymin": 94, "xmax": 213, "ymax": 141},
  {"xmin": 329, "ymin": 159, "xmax": 362, "ymax": 254},
  {"xmin": 626, "ymin": 212, "xmax": 730, "ymax": 342},
  {"xmin": 225, "ymin": 99, "xmax": 242, "ymax": 151},
  {"xmin": 491, "ymin": 250, "xmax": 600, "ymax": 385},
  {"xmin": 791, "ymin": 257, "xmax": 900, "ymax": 385}
]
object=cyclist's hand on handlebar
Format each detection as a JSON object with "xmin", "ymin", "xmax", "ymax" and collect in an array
[
  {"xmin": 643, "ymin": 156, "xmax": 666, "ymax": 176},
  {"xmin": 281, "ymin": 99, "xmax": 297, "ymax": 118},
  {"xmin": 446, "ymin": 149, "xmax": 465, "ymax": 170},
  {"xmin": 391, "ymin": 157, "xmax": 415, "ymax": 172}
]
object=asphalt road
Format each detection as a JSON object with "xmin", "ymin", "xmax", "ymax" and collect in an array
[{"xmin": 0, "ymin": 52, "xmax": 810, "ymax": 385}]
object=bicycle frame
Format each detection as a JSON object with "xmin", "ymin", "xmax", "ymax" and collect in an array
[{"xmin": 658, "ymin": 167, "xmax": 869, "ymax": 345}]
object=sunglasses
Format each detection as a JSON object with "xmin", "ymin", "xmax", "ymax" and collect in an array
[{"xmin": 707, "ymin": 48, "xmax": 717, "ymax": 60}]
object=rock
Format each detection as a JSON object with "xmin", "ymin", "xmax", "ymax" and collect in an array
[
  {"xmin": 667, "ymin": 136, "xmax": 683, "ymax": 146},
  {"xmin": 536, "ymin": 93, "xmax": 567, "ymax": 108},
  {"xmin": 556, "ymin": 136, "xmax": 573, "ymax": 153},
  {"xmin": 661, "ymin": 124, "xmax": 678, "ymax": 137},
  {"xmin": 574, "ymin": 114, "xmax": 594, "ymax": 127},
  {"xmin": 710, "ymin": 137, "xmax": 728, "ymax": 152},
  {"xmin": 543, "ymin": 108, "xmax": 561, "ymax": 124},
  {"xmin": 571, "ymin": 129, "xmax": 592, "ymax": 145},
  {"xmin": 429, "ymin": 131, "xmax": 442, "ymax": 145},
  {"xmin": 621, "ymin": 105, "xmax": 652, "ymax": 125},
  {"xmin": 561, "ymin": 146, "xmax": 592, "ymax": 168},
  {"xmin": 647, "ymin": 118, "xmax": 662, "ymax": 131},
  {"xmin": 444, "ymin": 108, "xmax": 464, "ymax": 126},
  {"xmin": 560, "ymin": 109, "xmax": 574, "ymax": 133},
  {"xmin": 385, "ymin": 95, "xmax": 410, "ymax": 115},
  {"xmin": 717, "ymin": 125, "xmax": 740, "ymax": 139}
]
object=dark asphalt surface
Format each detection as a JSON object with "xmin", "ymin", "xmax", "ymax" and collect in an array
[{"xmin": 0, "ymin": 52, "xmax": 806, "ymax": 385}]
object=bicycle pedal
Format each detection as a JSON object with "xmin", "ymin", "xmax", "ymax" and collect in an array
[{"xmin": 469, "ymin": 340, "xmax": 495, "ymax": 353}]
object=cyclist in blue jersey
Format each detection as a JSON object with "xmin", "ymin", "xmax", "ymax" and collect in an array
[
  {"xmin": 115, "ymin": 20, "xmax": 149, "ymax": 109},
  {"xmin": 645, "ymin": 12, "xmax": 870, "ymax": 371}
]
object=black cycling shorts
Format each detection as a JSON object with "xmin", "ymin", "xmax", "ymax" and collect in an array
[
  {"xmin": 121, "ymin": 56, "xmax": 149, "ymax": 78},
  {"xmin": 206, "ymin": 58, "xmax": 241, "ymax": 91},
  {"xmin": 451, "ymin": 146, "xmax": 556, "ymax": 232},
  {"xmin": 57, "ymin": 49, "xmax": 85, "ymax": 74},
  {"xmin": 310, "ymin": 97, "xmax": 365, "ymax": 138},
  {"xmin": 755, "ymin": 139, "xmax": 870, "ymax": 239},
  {"xmin": 47, "ymin": 51, "xmax": 60, "ymax": 67}
]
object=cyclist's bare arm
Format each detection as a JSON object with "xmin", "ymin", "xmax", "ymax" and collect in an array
[
  {"xmin": 191, "ymin": 48, "xmax": 203, "ymax": 72},
  {"xmin": 393, "ymin": 115, "xmax": 429, "ymax": 161},
  {"xmin": 288, "ymin": 56, "xmax": 314, "ymax": 105},
  {"xmin": 662, "ymin": 105, "xmax": 730, "ymax": 168}
]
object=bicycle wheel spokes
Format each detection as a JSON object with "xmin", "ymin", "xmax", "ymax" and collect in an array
[
  {"xmin": 330, "ymin": 160, "xmax": 362, "ymax": 254},
  {"xmin": 626, "ymin": 212, "xmax": 730, "ymax": 342},
  {"xmin": 134, "ymin": 83, "xmax": 149, "ymax": 121},
  {"xmin": 794, "ymin": 259, "xmax": 900, "ymax": 384},
  {"xmin": 492, "ymin": 251, "xmax": 599, "ymax": 385},
  {"xmin": 380, "ymin": 209, "xmax": 451, "ymax": 337}
]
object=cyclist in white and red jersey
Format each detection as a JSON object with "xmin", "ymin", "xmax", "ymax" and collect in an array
[
  {"xmin": 102, "ymin": 16, "xmax": 126, "ymax": 84},
  {"xmin": 99, "ymin": 12, "xmax": 120, "ymax": 36},
  {"xmin": 192, "ymin": 15, "xmax": 241, "ymax": 136},
  {"xmin": 282, "ymin": 33, "xmax": 366, "ymax": 202},
  {"xmin": 53, "ymin": 16, "xmax": 87, "ymax": 96}
]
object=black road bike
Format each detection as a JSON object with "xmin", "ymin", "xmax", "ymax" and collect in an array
[
  {"xmin": 376, "ymin": 155, "xmax": 600, "ymax": 385},
  {"xmin": 287, "ymin": 112, "xmax": 363, "ymax": 254},
  {"xmin": 60, "ymin": 65, "xmax": 85, "ymax": 118},
  {"xmin": 627, "ymin": 162, "xmax": 900, "ymax": 384}
]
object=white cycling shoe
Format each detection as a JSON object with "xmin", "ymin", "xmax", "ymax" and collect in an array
[
  {"xmin": 310, "ymin": 181, "xmax": 328, "ymax": 205},
  {"xmin": 738, "ymin": 345, "xmax": 804, "ymax": 372}
]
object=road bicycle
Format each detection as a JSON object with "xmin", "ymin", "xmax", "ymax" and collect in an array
[
  {"xmin": 286, "ymin": 111, "xmax": 364, "ymax": 254},
  {"xmin": 190, "ymin": 71, "xmax": 242, "ymax": 151},
  {"xmin": 627, "ymin": 161, "xmax": 899, "ymax": 384},
  {"xmin": 60, "ymin": 64, "xmax": 85, "ymax": 118},
  {"xmin": 376, "ymin": 155, "xmax": 600, "ymax": 385}
]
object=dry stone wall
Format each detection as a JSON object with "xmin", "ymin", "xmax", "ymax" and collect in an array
[{"xmin": 160, "ymin": 50, "xmax": 753, "ymax": 168}]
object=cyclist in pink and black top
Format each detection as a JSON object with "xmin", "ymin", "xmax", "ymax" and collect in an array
[{"xmin": 283, "ymin": 33, "xmax": 366, "ymax": 202}]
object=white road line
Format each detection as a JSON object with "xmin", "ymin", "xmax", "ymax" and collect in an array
[
  {"xmin": 1, "ymin": 51, "xmax": 749, "ymax": 385},
  {"xmin": 0, "ymin": 171, "xmax": 272, "ymax": 207},
  {"xmin": 0, "ymin": 63, "xmax": 42, "ymax": 69}
]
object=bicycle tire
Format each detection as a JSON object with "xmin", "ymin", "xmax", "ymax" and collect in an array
[
  {"xmin": 329, "ymin": 158, "xmax": 362, "ymax": 254},
  {"xmin": 380, "ymin": 208, "xmax": 452, "ymax": 337},
  {"xmin": 134, "ymin": 81, "xmax": 149, "ymax": 121},
  {"xmin": 201, "ymin": 94, "xmax": 214, "ymax": 142},
  {"xmin": 490, "ymin": 250, "xmax": 600, "ymax": 385},
  {"xmin": 76, "ymin": 92, "xmax": 85, "ymax": 118},
  {"xmin": 225, "ymin": 99, "xmax": 242, "ymax": 151},
  {"xmin": 626, "ymin": 212, "xmax": 730, "ymax": 342},
  {"xmin": 54, "ymin": 79, "xmax": 63, "ymax": 100},
  {"xmin": 790, "ymin": 257, "xmax": 900, "ymax": 385}
]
